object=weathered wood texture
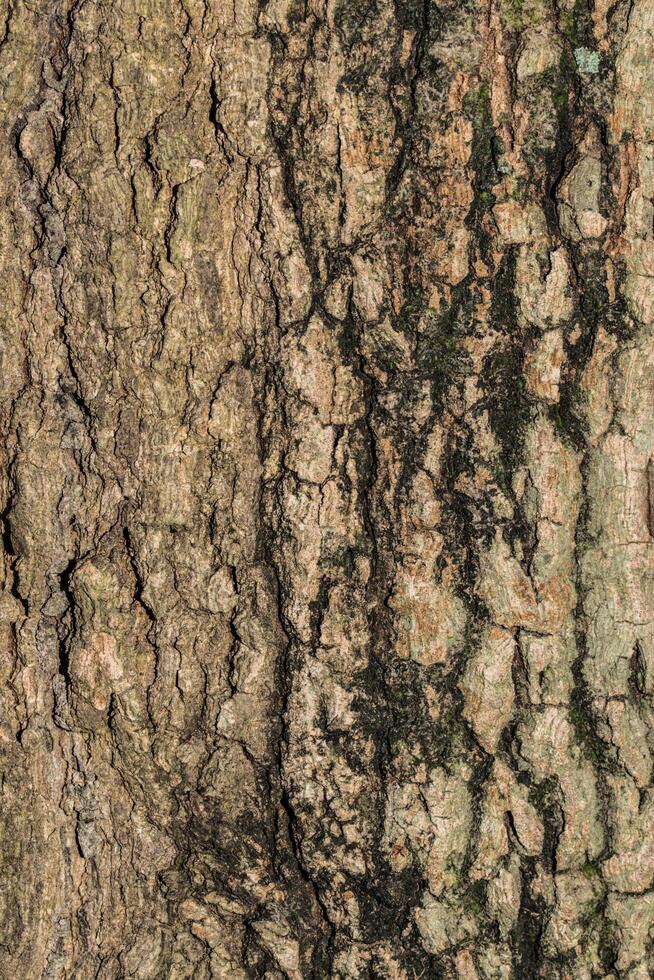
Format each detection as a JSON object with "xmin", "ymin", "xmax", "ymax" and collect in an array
[{"xmin": 0, "ymin": 0, "xmax": 653, "ymax": 976}]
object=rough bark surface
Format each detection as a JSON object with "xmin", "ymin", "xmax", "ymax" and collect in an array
[{"xmin": 1, "ymin": 0, "xmax": 653, "ymax": 977}]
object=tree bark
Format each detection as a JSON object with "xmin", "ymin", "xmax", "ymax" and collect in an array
[{"xmin": 0, "ymin": 0, "xmax": 652, "ymax": 976}]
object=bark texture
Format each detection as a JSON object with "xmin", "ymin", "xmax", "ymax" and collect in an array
[{"xmin": 1, "ymin": 0, "xmax": 653, "ymax": 977}]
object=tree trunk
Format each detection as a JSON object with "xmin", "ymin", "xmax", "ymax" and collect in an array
[{"xmin": 0, "ymin": 0, "xmax": 652, "ymax": 976}]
